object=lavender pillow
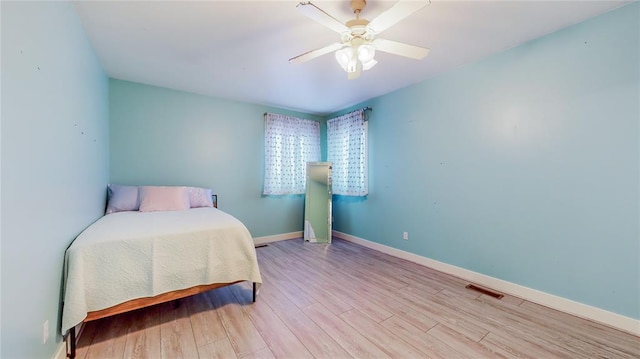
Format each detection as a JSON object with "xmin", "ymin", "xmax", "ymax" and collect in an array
[
  {"xmin": 106, "ymin": 184, "xmax": 140, "ymax": 214},
  {"xmin": 138, "ymin": 186, "xmax": 190, "ymax": 212},
  {"xmin": 188, "ymin": 187, "xmax": 213, "ymax": 208}
]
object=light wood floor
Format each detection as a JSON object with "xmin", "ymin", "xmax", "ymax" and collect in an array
[{"xmin": 75, "ymin": 238, "xmax": 639, "ymax": 358}]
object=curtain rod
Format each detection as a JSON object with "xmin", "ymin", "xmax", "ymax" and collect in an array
[{"xmin": 362, "ymin": 107, "xmax": 372, "ymax": 121}]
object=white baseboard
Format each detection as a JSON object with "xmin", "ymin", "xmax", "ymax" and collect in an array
[
  {"xmin": 53, "ymin": 341, "xmax": 66, "ymax": 359},
  {"xmin": 254, "ymin": 231, "xmax": 302, "ymax": 246},
  {"xmin": 333, "ymin": 230, "xmax": 640, "ymax": 337}
]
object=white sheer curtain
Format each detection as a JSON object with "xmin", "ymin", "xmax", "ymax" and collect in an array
[
  {"xmin": 327, "ymin": 109, "xmax": 368, "ymax": 196},
  {"xmin": 263, "ymin": 113, "xmax": 320, "ymax": 195}
]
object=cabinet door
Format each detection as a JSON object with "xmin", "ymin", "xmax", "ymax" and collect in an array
[{"xmin": 304, "ymin": 162, "xmax": 332, "ymax": 243}]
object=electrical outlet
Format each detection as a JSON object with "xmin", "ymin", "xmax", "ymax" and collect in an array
[
  {"xmin": 42, "ymin": 320, "xmax": 49, "ymax": 344},
  {"xmin": 403, "ymin": 232, "xmax": 409, "ymax": 240}
]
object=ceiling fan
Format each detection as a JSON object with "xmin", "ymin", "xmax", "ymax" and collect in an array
[{"xmin": 289, "ymin": 0, "xmax": 431, "ymax": 80}]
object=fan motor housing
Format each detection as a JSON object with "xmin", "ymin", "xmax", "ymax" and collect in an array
[
  {"xmin": 350, "ymin": 0, "xmax": 367, "ymax": 14},
  {"xmin": 346, "ymin": 18, "xmax": 369, "ymax": 28}
]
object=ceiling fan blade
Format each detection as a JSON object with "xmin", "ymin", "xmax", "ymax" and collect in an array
[
  {"xmin": 373, "ymin": 38, "xmax": 430, "ymax": 60},
  {"xmin": 367, "ymin": 0, "xmax": 430, "ymax": 35},
  {"xmin": 297, "ymin": 2, "xmax": 349, "ymax": 34},
  {"xmin": 289, "ymin": 42, "xmax": 344, "ymax": 64}
]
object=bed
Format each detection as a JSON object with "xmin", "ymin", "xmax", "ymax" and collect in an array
[{"xmin": 61, "ymin": 186, "xmax": 262, "ymax": 358}]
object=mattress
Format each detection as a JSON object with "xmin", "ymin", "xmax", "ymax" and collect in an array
[{"xmin": 61, "ymin": 207, "xmax": 262, "ymax": 333}]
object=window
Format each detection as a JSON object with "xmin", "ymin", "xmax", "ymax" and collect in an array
[
  {"xmin": 263, "ymin": 113, "xmax": 320, "ymax": 195},
  {"xmin": 327, "ymin": 109, "xmax": 368, "ymax": 196}
]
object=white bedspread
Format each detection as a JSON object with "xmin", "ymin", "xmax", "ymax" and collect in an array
[{"xmin": 61, "ymin": 207, "xmax": 262, "ymax": 333}]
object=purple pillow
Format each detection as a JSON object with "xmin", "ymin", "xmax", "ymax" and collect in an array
[
  {"xmin": 106, "ymin": 184, "xmax": 140, "ymax": 214},
  {"xmin": 188, "ymin": 187, "xmax": 213, "ymax": 208}
]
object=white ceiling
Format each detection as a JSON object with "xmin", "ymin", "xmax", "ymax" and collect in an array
[{"xmin": 74, "ymin": 0, "xmax": 629, "ymax": 115}]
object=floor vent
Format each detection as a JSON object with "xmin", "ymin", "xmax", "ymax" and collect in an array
[
  {"xmin": 465, "ymin": 284, "xmax": 504, "ymax": 299},
  {"xmin": 255, "ymin": 244, "xmax": 269, "ymax": 249}
]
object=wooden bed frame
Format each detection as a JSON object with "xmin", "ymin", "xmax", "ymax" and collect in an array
[
  {"xmin": 65, "ymin": 194, "xmax": 258, "ymax": 358},
  {"xmin": 67, "ymin": 281, "xmax": 256, "ymax": 358}
]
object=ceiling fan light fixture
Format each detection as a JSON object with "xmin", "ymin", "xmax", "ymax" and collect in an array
[
  {"xmin": 357, "ymin": 43, "xmax": 376, "ymax": 63},
  {"xmin": 347, "ymin": 61, "xmax": 359, "ymax": 73},
  {"xmin": 335, "ymin": 47, "xmax": 353, "ymax": 71},
  {"xmin": 336, "ymin": 42, "xmax": 376, "ymax": 74},
  {"xmin": 346, "ymin": 50, "xmax": 359, "ymax": 73},
  {"xmin": 361, "ymin": 58, "xmax": 377, "ymax": 71}
]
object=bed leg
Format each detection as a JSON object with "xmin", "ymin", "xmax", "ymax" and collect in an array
[
  {"xmin": 67, "ymin": 327, "xmax": 76, "ymax": 359},
  {"xmin": 252, "ymin": 282, "xmax": 257, "ymax": 303}
]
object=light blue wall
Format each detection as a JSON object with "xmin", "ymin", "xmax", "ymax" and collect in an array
[
  {"xmin": 332, "ymin": 3, "xmax": 639, "ymax": 319},
  {"xmin": 109, "ymin": 79, "xmax": 324, "ymax": 237},
  {"xmin": 1, "ymin": 2, "xmax": 109, "ymax": 357}
]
